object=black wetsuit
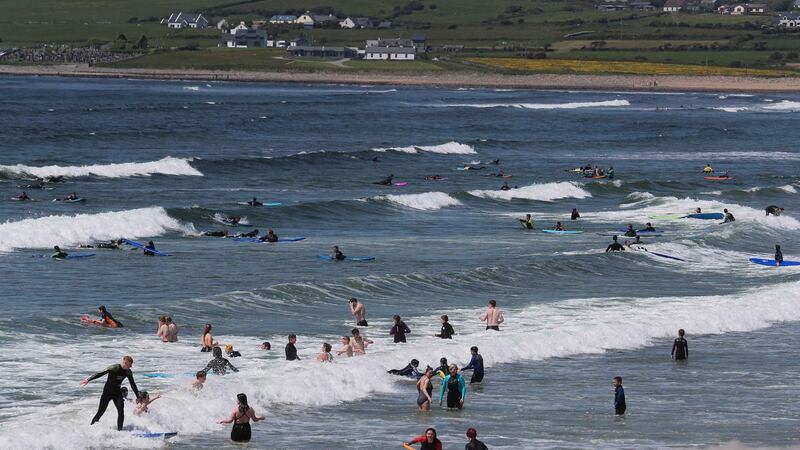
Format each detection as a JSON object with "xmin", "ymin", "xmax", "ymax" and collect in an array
[
  {"xmin": 466, "ymin": 438, "xmax": 489, "ymax": 450},
  {"xmin": 436, "ymin": 322, "xmax": 455, "ymax": 339},
  {"xmin": 100, "ymin": 311, "xmax": 123, "ymax": 328},
  {"xmin": 672, "ymin": 337, "xmax": 688, "ymax": 360},
  {"xmin": 520, "ymin": 218, "xmax": 533, "ymax": 230},
  {"xmin": 643, "ymin": 226, "xmax": 656, "ymax": 232},
  {"xmin": 240, "ymin": 230, "xmax": 259, "ymax": 238},
  {"xmin": 462, "ymin": 354, "xmax": 484, "ymax": 384},
  {"xmin": 723, "ymin": 212, "xmax": 736, "ymax": 223},
  {"xmin": 388, "ymin": 363, "xmax": 420, "ymax": 378},
  {"xmin": 203, "ymin": 231, "xmax": 227, "ymax": 237},
  {"xmin": 571, "ymin": 211, "xmax": 580, "ymax": 220},
  {"xmin": 143, "ymin": 244, "xmax": 156, "ymax": 256},
  {"xmin": 88, "ymin": 364, "xmax": 139, "ymax": 430},
  {"xmin": 446, "ymin": 374, "xmax": 464, "ymax": 409},
  {"xmin": 776, "ymin": 249, "xmax": 784, "ymax": 265},
  {"xmin": 204, "ymin": 357, "xmax": 239, "ymax": 375},
  {"xmin": 606, "ymin": 242, "xmax": 625, "ymax": 252},
  {"xmin": 391, "ymin": 321, "xmax": 410, "ymax": 343},
  {"xmin": 766, "ymin": 205, "xmax": 782, "ymax": 216},
  {"xmin": 624, "ymin": 229, "xmax": 636, "ymax": 237},
  {"xmin": 285, "ymin": 343, "xmax": 300, "ymax": 360},
  {"xmin": 333, "ymin": 250, "xmax": 346, "ymax": 261},
  {"xmin": 614, "ymin": 385, "xmax": 626, "ymax": 415}
]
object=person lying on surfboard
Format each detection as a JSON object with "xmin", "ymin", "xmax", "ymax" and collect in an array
[
  {"xmin": 52, "ymin": 245, "xmax": 68, "ymax": 259},
  {"xmin": 332, "ymin": 245, "xmax": 346, "ymax": 261},
  {"xmin": 65, "ymin": 192, "xmax": 79, "ymax": 200},
  {"xmin": 643, "ymin": 223, "xmax": 656, "ymax": 232},
  {"xmin": 236, "ymin": 229, "xmax": 259, "ymax": 238},
  {"xmin": 259, "ymin": 229, "xmax": 278, "ymax": 243},
  {"xmin": 16, "ymin": 191, "xmax": 31, "ymax": 201},
  {"xmin": 374, "ymin": 174, "xmax": 394, "ymax": 185},
  {"xmin": 246, "ymin": 197, "xmax": 263, "ymax": 206},
  {"xmin": 87, "ymin": 305, "xmax": 123, "ymax": 328}
]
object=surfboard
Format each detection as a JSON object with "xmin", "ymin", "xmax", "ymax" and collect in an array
[
  {"xmin": 36, "ymin": 253, "xmax": 95, "ymax": 259},
  {"xmin": 617, "ymin": 229, "xmax": 664, "ymax": 236},
  {"xmin": 647, "ymin": 214, "xmax": 686, "ymax": 220},
  {"xmin": 142, "ymin": 371, "xmax": 214, "ymax": 378},
  {"xmin": 393, "ymin": 182, "xmax": 408, "ymax": 187},
  {"xmin": 10, "ymin": 197, "xmax": 35, "ymax": 201},
  {"xmin": 52, "ymin": 198, "xmax": 85, "ymax": 203},
  {"xmin": 131, "ymin": 431, "xmax": 178, "ymax": 439},
  {"xmin": 686, "ymin": 213, "xmax": 724, "ymax": 220},
  {"xmin": 236, "ymin": 202, "xmax": 282, "ymax": 207},
  {"xmin": 121, "ymin": 238, "xmax": 171, "ymax": 256},
  {"xmin": 542, "ymin": 229, "xmax": 583, "ymax": 234},
  {"xmin": 425, "ymin": 177, "xmax": 448, "ymax": 181},
  {"xmin": 403, "ymin": 444, "xmax": 415, "ymax": 450},
  {"xmin": 704, "ymin": 176, "xmax": 734, "ymax": 181},
  {"xmin": 233, "ymin": 237, "xmax": 306, "ymax": 243},
  {"xmin": 750, "ymin": 258, "xmax": 800, "ymax": 267},
  {"xmin": 318, "ymin": 255, "xmax": 375, "ymax": 262}
]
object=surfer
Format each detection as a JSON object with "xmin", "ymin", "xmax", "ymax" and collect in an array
[
  {"xmin": 52, "ymin": 245, "xmax": 68, "ymax": 259},
  {"xmin": 623, "ymin": 224, "xmax": 637, "ymax": 237},
  {"xmin": 694, "ymin": 207, "xmax": 702, "ymax": 214},
  {"xmin": 434, "ymin": 315, "xmax": 455, "ymax": 339},
  {"xmin": 642, "ymin": 222, "xmax": 656, "ymax": 232},
  {"xmin": 45, "ymin": 175, "xmax": 66, "ymax": 183},
  {"xmin": 480, "ymin": 300, "xmax": 504, "ymax": 331},
  {"xmin": 519, "ymin": 214, "xmax": 534, "ymax": 230},
  {"xmin": 351, "ymin": 328, "xmax": 373, "ymax": 354},
  {"xmin": 204, "ymin": 346, "xmax": 239, "ymax": 375},
  {"xmin": 388, "ymin": 359, "xmax": 422, "ymax": 378},
  {"xmin": 218, "ymin": 393, "xmax": 265, "ymax": 443},
  {"xmin": 349, "ymin": 297, "xmax": 368, "ymax": 326},
  {"xmin": 390, "ymin": 315, "xmax": 411, "ymax": 343},
  {"xmin": 672, "ymin": 329, "xmax": 688, "ymax": 360},
  {"xmin": 465, "ymin": 428, "xmax": 489, "ymax": 450},
  {"xmin": 613, "ymin": 376, "xmax": 626, "ymax": 415},
  {"xmin": 258, "ymin": 229, "xmax": 278, "ymax": 242},
  {"xmin": 133, "ymin": 391, "xmax": 161, "ymax": 416},
  {"xmin": 202, "ymin": 230, "xmax": 229, "ymax": 237},
  {"xmin": 571, "ymin": 208, "xmax": 581, "ymax": 220},
  {"xmin": 65, "ymin": 192, "xmax": 79, "ymax": 201},
  {"xmin": 405, "ymin": 428, "xmax": 442, "ymax": 450},
  {"xmin": 81, "ymin": 355, "xmax": 140, "ymax": 431},
  {"xmin": 607, "ymin": 166, "xmax": 615, "ymax": 180},
  {"xmin": 439, "ymin": 365, "xmax": 466, "ymax": 409},
  {"xmin": 703, "ymin": 163, "xmax": 713, "ymax": 173},
  {"xmin": 461, "ymin": 346, "xmax": 484, "ymax": 384},
  {"xmin": 285, "ymin": 334, "xmax": 300, "ymax": 360},
  {"xmin": 223, "ymin": 215, "xmax": 241, "ymax": 226},
  {"xmin": 247, "ymin": 197, "xmax": 263, "ymax": 207},
  {"xmin": 332, "ymin": 245, "xmax": 346, "ymax": 261},
  {"xmin": 500, "ymin": 181, "xmax": 510, "ymax": 191},
  {"xmin": 766, "ymin": 205, "xmax": 784, "ymax": 216},
  {"xmin": 775, "ymin": 244, "xmax": 784, "ymax": 266},
  {"xmin": 415, "ymin": 367, "xmax": 434, "ymax": 410},
  {"xmin": 16, "ymin": 191, "xmax": 31, "ymax": 201},
  {"xmin": 201, "ymin": 323, "xmax": 218, "ymax": 352},
  {"xmin": 424, "ymin": 175, "xmax": 443, "ymax": 181},
  {"xmin": 554, "ymin": 221, "xmax": 566, "ymax": 231},
  {"xmin": 606, "ymin": 236, "xmax": 626, "ymax": 252},
  {"xmin": 91, "ymin": 305, "xmax": 123, "ymax": 328},
  {"xmin": 237, "ymin": 229, "xmax": 259, "ymax": 238},
  {"xmin": 723, "ymin": 208, "xmax": 736, "ymax": 223},
  {"xmin": 375, "ymin": 174, "xmax": 394, "ymax": 185},
  {"xmin": 337, "ymin": 336, "xmax": 354, "ymax": 357},
  {"xmin": 143, "ymin": 241, "xmax": 157, "ymax": 256},
  {"xmin": 318, "ymin": 343, "xmax": 333, "ymax": 362}
]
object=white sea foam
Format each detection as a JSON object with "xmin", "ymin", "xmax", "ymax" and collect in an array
[
  {"xmin": 374, "ymin": 141, "xmax": 476, "ymax": 155},
  {"xmin": 0, "ymin": 157, "xmax": 202, "ymax": 178},
  {"xmin": 468, "ymin": 182, "xmax": 592, "ymax": 202},
  {"xmin": 440, "ymin": 99, "xmax": 630, "ymax": 109},
  {"xmin": 778, "ymin": 184, "xmax": 798, "ymax": 194},
  {"xmin": 712, "ymin": 107, "xmax": 749, "ymax": 113},
  {"xmin": 762, "ymin": 100, "xmax": 800, "ymax": 111},
  {"xmin": 0, "ymin": 207, "xmax": 195, "ymax": 252},
  {"xmin": 374, "ymin": 192, "xmax": 462, "ymax": 210},
  {"xmin": 182, "ymin": 86, "xmax": 200, "ymax": 91}
]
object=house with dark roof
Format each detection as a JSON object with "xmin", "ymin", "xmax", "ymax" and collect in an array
[
  {"xmin": 364, "ymin": 46, "xmax": 416, "ymax": 61},
  {"xmin": 776, "ymin": 12, "xmax": 800, "ymax": 26},
  {"xmin": 286, "ymin": 46, "xmax": 357, "ymax": 58},
  {"xmin": 162, "ymin": 12, "xmax": 208, "ymax": 29},
  {"xmin": 663, "ymin": 0, "xmax": 685, "ymax": 12},
  {"xmin": 220, "ymin": 28, "xmax": 267, "ymax": 48},
  {"xmin": 269, "ymin": 15, "xmax": 298, "ymax": 24},
  {"xmin": 340, "ymin": 17, "xmax": 373, "ymax": 29},
  {"xmin": 296, "ymin": 11, "xmax": 339, "ymax": 28}
]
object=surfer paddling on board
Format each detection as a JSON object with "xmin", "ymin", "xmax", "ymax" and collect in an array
[
  {"xmin": 85, "ymin": 305, "xmax": 123, "ymax": 328},
  {"xmin": 247, "ymin": 197, "xmax": 263, "ymax": 206},
  {"xmin": 52, "ymin": 245, "xmax": 68, "ymax": 259},
  {"xmin": 260, "ymin": 229, "xmax": 279, "ymax": 242},
  {"xmin": 623, "ymin": 224, "xmax": 637, "ymax": 237},
  {"xmin": 349, "ymin": 297, "xmax": 368, "ymax": 326},
  {"xmin": 375, "ymin": 174, "xmax": 394, "ymax": 185},
  {"xmin": 480, "ymin": 300, "xmax": 504, "ymax": 331},
  {"xmin": 81, "ymin": 355, "xmax": 140, "ymax": 431},
  {"xmin": 16, "ymin": 191, "xmax": 31, "ymax": 201},
  {"xmin": 143, "ymin": 241, "xmax": 157, "ymax": 256},
  {"xmin": 642, "ymin": 222, "xmax": 656, "ymax": 232},
  {"xmin": 766, "ymin": 205, "xmax": 784, "ymax": 216}
]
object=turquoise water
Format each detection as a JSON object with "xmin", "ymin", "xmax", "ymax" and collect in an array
[{"xmin": 0, "ymin": 77, "xmax": 798, "ymax": 449}]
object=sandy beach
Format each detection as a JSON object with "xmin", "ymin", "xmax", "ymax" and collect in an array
[{"xmin": 3, "ymin": 63, "xmax": 800, "ymax": 92}]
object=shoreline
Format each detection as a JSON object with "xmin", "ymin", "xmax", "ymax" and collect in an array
[{"xmin": 4, "ymin": 64, "xmax": 800, "ymax": 92}]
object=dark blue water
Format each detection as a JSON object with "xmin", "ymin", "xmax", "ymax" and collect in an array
[{"xmin": 0, "ymin": 77, "xmax": 798, "ymax": 449}]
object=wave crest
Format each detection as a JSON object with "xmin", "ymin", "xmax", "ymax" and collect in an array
[
  {"xmin": 468, "ymin": 182, "xmax": 592, "ymax": 202},
  {"xmin": 373, "ymin": 141, "xmax": 476, "ymax": 154},
  {"xmin": 0, "ymin": 157, "xmax": 202, "ymax": 179},
  {"xmin": 373, "ymin": 192, "xmax": 462, "ymax": 210}
]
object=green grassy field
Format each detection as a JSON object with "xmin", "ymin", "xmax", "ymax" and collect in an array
[{"xmin": 2, "ymin": 0, "xmax": 799, "ymax": 75}]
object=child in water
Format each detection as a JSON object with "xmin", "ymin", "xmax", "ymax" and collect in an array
[
  {"xmin": 133, "ymin": 391, "xmax": 161, "ymax": 416},
  {"xmin": 318, "ymin": 343, "xmax": 333, "ymax": 362}
]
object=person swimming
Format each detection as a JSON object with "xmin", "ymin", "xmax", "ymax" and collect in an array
[
  {"xmin": 203, "ymin": 230, "xmax": 229, "ymax": 237},
  {"xmin": 388, "ymin": 359, "xmax": 422, "ymax": 378},
  {"xmin": 203, "ymin": 346, "xmax": 239, "ymax": 375},
  {"xmin": 237, "ymin": 229, "xmax": 259, "ymax": 238},
  {"xmin": 642, "ymin": 222, "xmax": 656, "ymax": 232},
  {"xmin": 16, "ymin": 191, "xmax": 31, "ymax": 201},
  {"xmin": 94, "ymin": 305, "xmax": 123, "ymax": 328},
  {"xmin": 623, "ymin": 224, "xmax": 636, "ymax": 237},
  {"xmin": 606, "ymin": 236, "xmax": 625, "ymax": 252}
]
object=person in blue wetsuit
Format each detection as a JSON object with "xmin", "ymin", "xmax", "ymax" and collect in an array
[
  {"xmin": 642, "ymin": 222, "xmax": 656, "ymax": 232},
  {"xmin": 440, "ymin": 365, "xmax": 466, "ymax": 409},
  {"xmin": 461, "ymin": 346, "xmax": 484, "ymax": 384},
  {"xmin": 775, "ymin": 244, "xmax": 783, "ymax": 266},
  {"xmin": 613, "ymin": 376, "xmax": 626, "ymax": 415}
]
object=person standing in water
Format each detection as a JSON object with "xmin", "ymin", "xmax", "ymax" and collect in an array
[
  {"xmin": 606, "ymin": 236, "xmax": 625, "ymax": 252},
  {"xmin": 201, "ymin": 323, "xmax": 217, "ymax": 352},
  {"xmin": 351, "ymin": 328, "xmax": 373, "ymax": 354},
  {"xmin": 349, "ymin": 297, "xmax": 368, "ymax": 326},
  {"xmin": 723, "ymin": 208, "xmax": 736, "ymax": 223},
  {"xmin": 519, "ymin": 214, "xmax": 534, "ymax": 230},
  {"xmin": 285, "ymin": 334, "xmax": 300, "ymax": 360},
  {"xmin": 571, "ymin": 208, "xmax": 581, "ymax": 220},
  {"xmin": 218, "ymin": 393, "xmax": 265, "ymax": 443},
  {"xmin": 461, "ymin": 346, "xmax": 484, "ymax": 384},
  {"xmin": 613, "ymin": 376, "xmax": 626, "ymax": 415},
  {"xmin": 480, "ymin": 300, "xmax": 504, "ymax": 331},
  {"xmin": 390, "ymin": 315, "xmax": 411, "ymax": 343},
  {"xmin": 318, "ymin": 343, "xmax": 333, "ymax": 362},
  {"xmin": 465, "ymin": 428, "xmax": 489, "ymax": 450},
  {"xmin": 415, "ymin": 367, "xmax": 434, "ymax": 411},
  {"xmin": 81, "ymin": 355, "xmax": 140, "ymax": 431},
  {"xmin": 440, "ymin": 364, "xmax": 466, "ymax": 409},
  {"xmin": 672, "ymin": 329, "xmax": 688, "ymax": 361},
  {"xmin": 338, "ymin": 336, "xmax": 354, "ymax": 357},
  {"xmin": 434, "ymin": 315, "xmax": 455, "ymax": 339},
  {"xmin": 775, "ymin": 244, "xmax": 784, "ymax": 266},
  {"xmin": 203, "ymin": 346, "xmax": 239, "ymax": 375}
]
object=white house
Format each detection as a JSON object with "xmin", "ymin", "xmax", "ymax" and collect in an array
[
  {"xmin": 663, "ymin": 0, "xmax": 685, "ymax": 12},
  {"xmin": 216, "ymin": 19, "xmax": 229, "ymax": 30},
  {"xmin": 162, "ymin": 12, "xmax": 208, "ymax": 29},
  {"xmin": 296, "ymin": 12, "xmax": 338, "ymax": 28},
  {"xmin": 364, "ymin": 47, "xmax": 416, "ymax": 61},
  {"xmin": 777, "ymin": 12, "xmax": 800, "ymax": 26},
  {"xmin": 230, "ymin": 21, "xmax": 249, "ymax": 34},
  {"xmin": 269, "ymin": 15, "xmax": 298, "ymax": 24},
  {"xmin": 732, "ymin": 4, "xmax": 747, "ymax": 14},
  {"xmin": 745, "ymin": 3, "xmax": 768, "ymax": 13},
  {"xmin": 340, "ymin": 17, "xmax": 372, "ymax": 29}
]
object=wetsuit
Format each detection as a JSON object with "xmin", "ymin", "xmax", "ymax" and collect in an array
[
  {"xmin": 606, "ymin": 242, "xmax": 625, "ymax": 252},
  {"xmin": 607, "ymin": 169, "xmax": 615, "ymax": 180},
  {"xmin": 440, "ymin": 373, "xmax": 466, "ymax": 409},
  {"xmin": 143, "ymin": 244, "xmax": 156, "ymax": 256},
  {"xmin": 203, "ymin": 231, "xmax": 227, "ymax": 237},
  {"xmin": 435, "ymin": 322, "xmax": 455, "ymax": 339},
  {"xmin": 285, "ymin": 343, "xmax": 300, "ymax": 360},
  {"xmin": 672, "ymin": 337, "xmax": 688, "ymax": 360},
  {"xmin": 391, "ymin": 321, "xmax": 411, "ymax": 343},
  {"xmin": 775, "ymin": 248, "xmax": 784, "ymax": 265},
  {"xmin": 462, "ymin": 354, "xmax": 484, "ymax": 384},
  {"xmin": 408, "ymin": 436, "xmax": 442, "ymax": 450},
  {"xmin": 52, "ymin": 251, "xmax": 68, "ymax": 259},
  {"xmin": 614, "ymin": 385, "xmax": 626, "ymax": 415},
  {"xmin": 766, "ymin": 205, "xmax": 782, "ymax": 216},
  {"xmin": 624, "ymin": 229, "xmax": 636, "ymax": 237},
  {"xmin": 230, "ymin": 409, "xmax": 252, "ymax": 442},
  {"xmin": 333, "ymin": 250, "xmax": 346, "ymax": 261},
  {"xmin": 520, "ymin": 218, "xmax": 533, "ymax": 230},
  {"xmin": 204, "ymin": 356, "xmax": 238, "ymax": 375},
  {"xmin": 227, "ymin": 350, "xmax": 242, "ymax": 358},
  {"xmin": 357, "ymin": 319, "xmax": 368, "ymax": 327},
  {"xmin": 389, "ymin": 363, "xmax": 421, "ymax": 378},
  {"xmin": 88, "ymin": 364, "xmax": 139, "ymax": 430},
  {"xmin": 500, "ymin": 185, "xmax": 510, "ymax": 191},
  {"xmin": 466, "ymin": 438, "xmax": 489, "ymax": 450},
  {"xmin": 417, "ymin": 380, "xmax": 433, "ymax": 405},
  {"xmin": 571, "ymin": 210, "xmax": 580, "ymax": 220},
  {"xmin": 643, "ymin": 226, "xmax": 656, "ymax": 232},
  {"xmin": 240, "ymin": 229, "xmax": 259, "ymax": 238},
  {"xmin": 375, "ymin": 176, "xmax": 394, "ymax": 185},
  {"xmin": 96, "ymin": 242, "xmax": 121, "ymax": 249},
  {"xmin": 723, "ymin": 212, "xmax": 736, "ymax": 223}
]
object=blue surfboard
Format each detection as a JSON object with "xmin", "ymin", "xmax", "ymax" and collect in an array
[
  {"xmin": 750, "ymin": 258, "xmax": 800, "ymax": 267},
  {"xmin": 542, "ymin": 229, "xmax": 583, "ymax": 235},
  {"xmin": 233, "ymin": 237, "xmax": 306, "ymax": 243},
  {"xmin": 237, "ymin": 201, "xmax": 282, "ymax": 207},
  {"xmin": 318, "ymin": 255, "xmax": 375, "ymax": 262},
  {"xmin": 121, "ymin": 238, "xmax": 171, "ymax": 256},
  {"xmin": 686, "ymin": 213, "xmax": 724, "ymax": 220},
  {"xmin": 132, "ymin": 431, "xmax": 178, "ymax": 439}
]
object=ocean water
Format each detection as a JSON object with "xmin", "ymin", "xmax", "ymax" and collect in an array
[{"xmin": 0, "ymin": 77, "xmax": 799, "ymax": 449}]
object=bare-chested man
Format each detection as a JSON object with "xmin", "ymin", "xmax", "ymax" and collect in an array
[
  {"xmin": 337, "ymin": 336, "xmax": 354, "ymax": 357},
  {"xmin": 480, "ymin": 299, "xmax": 504, "ymax": 331},
  {"xmin": 351, "ymin": 328, "xmax": 373, "ymax": 355},
  {"xmin": 349, "ymin": 297, "xmax": 368, "ymax": 326}
]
